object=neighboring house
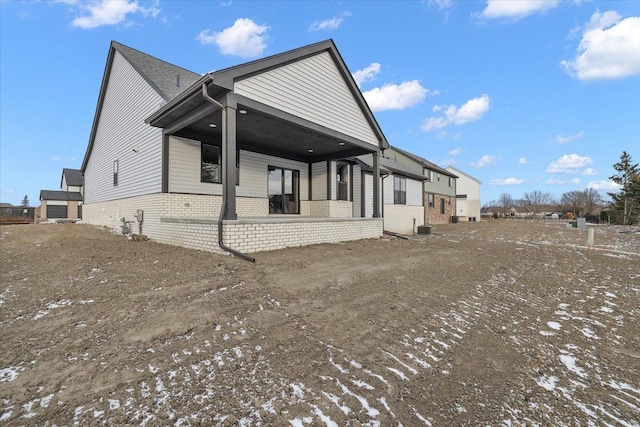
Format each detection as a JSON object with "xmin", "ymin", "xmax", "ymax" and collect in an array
[
  {"xmin": 80, "ymin": 40, "xmax": 389, "ymax": 255},
  {"xmin": 385, "ymin": 146, "xmax": 458, "ymax": 225},
  {"xmin": 61, "ymin": 168, "xmax": 84, "ymax": 198},
  {"xmin": 356, "ymin": 154, "xmax": 426, "ymax": 234},
  {"xmin": 446, "ymin": 166, "xmax": 481, "ymax": 222},
  {"xmin": 38, "ymin": 168, "xmax": 84, "ymax": 221},
  {"xmin": 482, "ymin": 206, "xmax": 531, "ymax": 218}
]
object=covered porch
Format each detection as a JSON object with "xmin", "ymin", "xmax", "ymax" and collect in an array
[{"xmin": 145, "ymin": 40, "xmax": 388, "ymax": 256}]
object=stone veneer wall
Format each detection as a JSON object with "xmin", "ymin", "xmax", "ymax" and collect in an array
[
  {"xmin": 82, "ymin": 194, "xmax": 382, "ymax": 255},
  {"xmin": 424, "ymin": 194, "xmax": 456, "ymax": 225}
]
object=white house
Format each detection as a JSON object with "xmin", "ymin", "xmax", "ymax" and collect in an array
[
  {"xmin": 446, "ymin": 166, "xmax": 481, "ymax": 222},
  {"xmin": 80, "ymin": 40, "xmax": 389, "ymax": 258}
]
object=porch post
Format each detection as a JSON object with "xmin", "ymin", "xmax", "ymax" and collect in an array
[
  {"xmin": 373, "ymin": 150, "xmax": 381, "ymax": 218},
  {"xmin": 161, "ymin": 131, "xmax": 169, "ymax": 193},
  {"xmin": 222, "ymin": 94, "xmax": 238, "ymax": 220}
]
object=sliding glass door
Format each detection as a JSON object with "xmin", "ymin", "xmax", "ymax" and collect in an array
[{"xmin": 268, "ymin": 167, "xmax": 299, "ymax": 214}]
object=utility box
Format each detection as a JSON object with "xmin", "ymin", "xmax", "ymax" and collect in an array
[
  {"xmin": 417, "ymin": 225, "xmax": 432, "ymax": 235},
  {"xmin": 577, "ymin": 217, "xmax": 586, "ymax": 229}
]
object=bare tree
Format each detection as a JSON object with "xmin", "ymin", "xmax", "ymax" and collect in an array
[
  {"xmin": 498, "ymin": 192, "xmax": 514, "ymax": 217},
  {"xmin": 561, "ymin": 190, "xmax": 586, "ymax": 217},
  {"xmin": 522, "ymin": 190, "xmax": 554, "ymax": 213},
  {"xmin": 583, "ymin": 188, "xmax": 603, "ymax": 215}
]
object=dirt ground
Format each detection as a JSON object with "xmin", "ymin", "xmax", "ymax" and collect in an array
[{"xmin": 1, "ymin": 220, "xmax": 638, "ymax": 426}]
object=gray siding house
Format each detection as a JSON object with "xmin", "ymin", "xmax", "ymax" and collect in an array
[
  {"xmin": 385, "ymin": 147, "xmax": 458, "ymax": 225},
  {"xmin": 81, "ymin": 40, "xmax": 388, "ymax": 256}
]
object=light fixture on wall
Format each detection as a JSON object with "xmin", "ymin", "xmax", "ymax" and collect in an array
[
  {"xmin": 238, "ymin": 109, "xmax": 247, "ymax": 114},
  {"xmin": 209, "ymin": 123, "xmax": 217, "ymax": 128},
  {"xmin": 132, "ymin": 146, "xmax": 140, "ymax": 153},
  {"xmin": 308, "ymin": 149, "xmax": 314, "ymax": 153},
  {"xmin": 339, "ymin": 142, "xmax": 345, "ymax": 146}
]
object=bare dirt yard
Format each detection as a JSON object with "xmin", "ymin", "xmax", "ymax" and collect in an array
[{"xmin": 1, "ymin": 220, "xmax": 639, "ymax": 426}]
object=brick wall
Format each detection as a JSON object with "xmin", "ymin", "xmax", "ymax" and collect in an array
[{"xmin": 83, "ymin": 194, "xmax": 383, "ymax": 255}]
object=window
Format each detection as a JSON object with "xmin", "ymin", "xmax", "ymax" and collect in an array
[
  {"xmin": 440, "ymin": 198, "xmax": 445, "ymax": 214},
  {"xmin": 268, "ymin": 167, "xmax": 299, "ymax": 214},
  {"xmin": 428, "ymin": 170, "xmax": 434, "ymax": 182},
  {"xmin": 201, "ymin": 143, "xmax": 221, "ymax": 183},
  {"xmin": 428, "ymin": 193, "xmax": 434, "ymax": 208},
  {"xmin": 449, "ymin": 176, "xmax": 454, "ymax": 187},
  {"xmin": 113, "ymin": 160, "xmax": 118, "ymax": 186},
  {"xmin": 394, "ymin": 176, "xmax": 406, "ymax": 205},
  {"xmin": 337, "ymin": 164, "xmax": 348, "ymax": 201},
  {"xmin": 437, "ymin": 173, "xmax": 440, "ymax": 182}
]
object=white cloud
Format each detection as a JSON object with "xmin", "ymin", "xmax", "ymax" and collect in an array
[
  {"xmin": 519, "ymin": 157, "xmax": 528, "ymax": 164},
  {"xmin": 1, "ymin": 189, "xmax": 16, "ymax": 195},
  {"xmin": 587, "ymin": 180, "xmax": 620, "ymax": 191},
  {"xmin": 49, "ymin": 156, "xmax": 77, "ymax": 162},
  {"xmin": 309, "ymin": 11, "xmax": 351, "ymax": 32},
  {"xmin": 547, "ymin": 178, "xmax": 581, "ymax": 185},
  {"xmin": 67, "ymin": 0, "xmax": 159, "ymax": 29},
  {"xmin": 561, "ymin": 11, "xmax": 640, "ymax": 80},
  {"xmin": 470, "ymin": 154, "xmax": 498, "ymax": 168},
  {"xmin": 489, "ymin": 178, "xmax": 525, "ymax": 186},
  {"xmin": 352, "ymin": 63, "xmax": 381, "ymax": 87},
  {"xmin": 478, "ymin": 0, "xmax": 559, "ymax": 21},
  {"xmin": 448, "ymin": 148, "xmax": 465, "ymax": 156},
  {"xmin": 363, "ymin": 80, "xmax": 433, "ymax": 112},
  {"xmin": 421, "ymin": 94, "xmax": 491, "ymax": 131},
  {"xmin": 197, "ymin": 18, "xmax": 269, "ymax": 58},
  {"xmin": 582, "ymin": 168, "xmax": 598, "ymax": 176},
  {"xmin": 555, "ymin": 130, "xmax": 584, "ymax": 144},
  {"xmin": 430, "ymin": 0, "xmax": 453, "ymax": 10},
  {"xmin": 546, "ymin": 154, "xmax": 592, "ymax": 174}
]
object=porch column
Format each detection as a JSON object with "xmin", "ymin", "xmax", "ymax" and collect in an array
[
  {"xmin": 373, "ymin": 150, "xmax": 381, "ymax": 218},
  {"xmin": 222, "ymin": 94, "xmax": 238, "ymax": 220}
]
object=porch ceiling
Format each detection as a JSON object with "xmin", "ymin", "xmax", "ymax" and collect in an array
[{"xmin": 172, "ymin": 103, "xmax": 376, "ymax": 163}]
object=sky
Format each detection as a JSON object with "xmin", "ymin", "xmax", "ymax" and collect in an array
[{"xmin": 1, "ymin": 0, "xmax": 639, "ymax": 207}]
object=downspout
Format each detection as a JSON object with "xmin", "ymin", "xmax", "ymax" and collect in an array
[{"xmin": 202, "ymin": 82, "xmax": 255, "ymax": 263}]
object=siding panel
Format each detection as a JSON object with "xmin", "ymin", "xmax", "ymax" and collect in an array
[
  {"xmin": 234, "ymin": 52, "xmax": 378, "ymax": 147},
  {"xmin": 311, "ymin": 162, "xmax": 326, "ymax": 201},
  {"xmin": 352, "ymin": 165, "xmax": 361, "ymax": 217},
  {"xmin": 84, "ymin": 51, "xmax": 164, "ymax": 204}
]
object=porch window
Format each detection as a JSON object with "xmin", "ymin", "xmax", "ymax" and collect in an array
[
  {"xmin": 268, "ymin": 166, "xmax": 299, "ymax": 214},
  {"xmin": 394, "ymin": 176, "xmax": 406, "ymax": 205},
  {"xmin": 428, "ymin": 193, "xmax": 434, "ymax": 208},
  {"xmin": 337, "ymin": 164, "xmax": 348, "ymax": 201},
  {"xmin": 201, "ymin": 143, "xmax": 220, "ymax": 183},
  {"xmin": 113, "ymin": 160, "xmax": 118, "ymax": 186}
]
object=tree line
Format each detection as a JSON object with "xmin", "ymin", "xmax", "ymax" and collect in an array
[{"xmin": 484, "ymin": 151, "xmax": 639, "ymax": 225}]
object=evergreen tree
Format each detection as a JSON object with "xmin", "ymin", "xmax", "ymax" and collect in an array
[
  {"xmin": 608, "ymin": 151, "xmax": 640, "ymax": 225},
  {"xmin": 21, "ymin": 195, "xmax": 30, "ymax": 207}
]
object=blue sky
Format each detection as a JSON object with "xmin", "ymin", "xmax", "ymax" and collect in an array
[{"xmin": 1, "ymin": 0, "xmax": 639, "ymax": 207}]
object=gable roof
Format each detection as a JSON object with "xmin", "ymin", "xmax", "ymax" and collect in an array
[
  {"xmin": 388, "ymin": 145, "xmax": 457, "ymax": 178},
  {"xmin": 446, "ymin": 166, "xmax": 482, "ymax": 184},
  {"xmin": 356, "ymin": 154, "xmax": 427, "ymax": 181},
  {"xmin": 81, "ymin": 41, "xmax": 202, "ymax": 172},
  {"xmin": 111, "ymin": 41, "xmax": 201, "ymax": 101},
  {"xmin": 61, "ymin": 168, "xmax": 83, "ymax": 187},
  {"xmin": 40, "ymin": 190, "xmax": 83, "ymax": 202},
  {"xmin": 146, "ymin": 39, "xmax": 388, "ymax": 149}
]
